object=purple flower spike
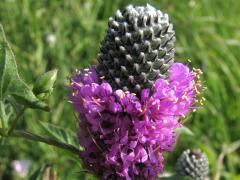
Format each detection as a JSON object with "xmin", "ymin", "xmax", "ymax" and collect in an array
[{"xmin": 70, "ymin": 63, "xmax": 203, "ymax": 179}]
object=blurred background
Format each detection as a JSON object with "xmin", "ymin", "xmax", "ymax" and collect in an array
[{"xmin": 0, "ymin": 0, "xmax": 240, "ymax": 179}]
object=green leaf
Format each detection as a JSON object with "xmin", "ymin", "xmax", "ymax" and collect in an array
[
  {"xmin": 222, "ymin": 140, "xmax": 240, "ymax": 154},
  {"xmin": 0, "ymin": 24, "xmax": 49, "ymax": 111},
  {"xmin": 175, "ymin": 126, "xmax": 194, "ymax": 136},
  {"xmin": 28, "ymin": 165, "xmax": 47, "ymax": 180},
  {"xmin": 39, "ymin": 121, "xmax": 79, "ymax": 148}
]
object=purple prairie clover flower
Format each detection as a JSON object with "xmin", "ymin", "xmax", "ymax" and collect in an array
[
  {"xmin": 69, "ymin": 63, "xmax": 203, "ymax": 179},
  {"xmin": 69, "ymin": 4, "xmax": 204, "ymax": 180}
]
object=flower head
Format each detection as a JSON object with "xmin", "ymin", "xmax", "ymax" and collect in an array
[
  {"xmin": 175, "ymin": 149, "xmax": 209, "ymax": 180},
  {"xmin": 70, "ymin": 63, "xmax": 202, "ymax": 179},
  {"xmin": 69, "ymin": 3, "xmax": 204, "ymax": 180}
]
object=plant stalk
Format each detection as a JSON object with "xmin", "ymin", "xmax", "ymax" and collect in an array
[
  {"xmin": 12, "ymin": 130, "xmax": 81, "ymax": 155},
  {"xmin": 8, "ymin": 107, "xmax": 26, "ymax": 135}
]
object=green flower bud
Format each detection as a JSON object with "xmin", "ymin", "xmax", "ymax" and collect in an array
[{"xmin": 33, "ymin": 69, "xmax": 58, "ymax": 97}]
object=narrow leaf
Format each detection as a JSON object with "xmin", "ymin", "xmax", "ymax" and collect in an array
[
  {"xmin": 175, "ymin": 126, "xmax": 194, "ymax": 136},
  {"xmin": 28, "ymin": 165, "xmax": 47, "ymax": 180},
  {"xmin": 39, "ymin": 121, "xmax": 79, "ymax": 148}
]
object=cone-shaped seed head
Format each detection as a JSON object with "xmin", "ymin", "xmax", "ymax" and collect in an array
[
  {"xmin": 97, "ymin": 4, "xmax": 175, "ymax": 94},
  {"xmin": 175, "ymin": 149, "xmax": 209, "ymax": 180}
]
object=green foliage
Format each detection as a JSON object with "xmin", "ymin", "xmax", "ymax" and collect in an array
[
  {"xmin": 175, "ymin": 126, "xmax": 194, "ymax": 136},
  {"xmin": 39, "ymin": 121, "xmax": 79, "ymax": 149},
  {"xmin": 28, "ymin": 165, "xmax": 58, "ymax": 180},
  {"xmin": 0, "ymin": 25, "xmax": 48, "ymax": 111},
  {"xmin": 0, "ymin": 0, "xmax": 239, "ymax": 179},
  {"xmin": 28, "ymin": 165, "xmax": 47, "ymax": 180}
]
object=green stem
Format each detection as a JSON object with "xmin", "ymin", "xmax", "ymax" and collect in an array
[
  {"xmin": 8, "ymin": 107, "xmax": 26, "ymax": 135},
  {"xmin": 11, "ymin": 130, "xmax": 81, "ymax": 155}
]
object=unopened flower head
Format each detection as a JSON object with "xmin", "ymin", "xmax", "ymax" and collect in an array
[{"xmin": 69, "ymin": 4, "xmax": 204, "ymax": 180}]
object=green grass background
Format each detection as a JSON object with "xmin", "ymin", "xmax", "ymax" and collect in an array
[{"xmin": 0, "ymin": 0, "xmax": 240, "ymax": 179}]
